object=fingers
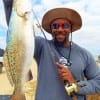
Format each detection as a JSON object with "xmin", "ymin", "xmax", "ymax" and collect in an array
[
  {"xmin": 56, "ymin": 62, "xmax": 69, "ymax": 73},
  {"xmin": 58, "ymin": 69, "xmax": 70, "ymax": 82},
  {"xmin": 58, "ymin": 72, "xmax": 68, "ymax": 80},
  {"xmin": 56, "ymin": 62, "xmax": 75, "ymax": 83},
  {"xmin": 56, "ymin": 62, "xmax": 64, "ymax": 69}
]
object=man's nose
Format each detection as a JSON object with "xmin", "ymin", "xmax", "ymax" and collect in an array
[{"xmin": 57, "ymin": 26, "xmax": 63, "ymax": 31}]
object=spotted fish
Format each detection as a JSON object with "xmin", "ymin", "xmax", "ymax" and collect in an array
[{"xmin": 3, "ymin": 0, "xmax": 35, "ymax": 99}]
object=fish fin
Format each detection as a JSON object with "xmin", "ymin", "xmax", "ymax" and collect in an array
[
  {"xmin": 10, "ymin": 94, "xmax": 26, "ymax": 100},
  {"xmin": 3, "ymin": 50, "xmax": 14, "ymax": 86}
]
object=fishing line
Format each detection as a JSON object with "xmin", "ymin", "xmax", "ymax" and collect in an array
[
  {"xmin": 32, "ymin": 8, "xmax": 63, "ymax": 71},
  {"xmin": 32, "ymin": 9, "xmax": 48, "ymax": 40}
]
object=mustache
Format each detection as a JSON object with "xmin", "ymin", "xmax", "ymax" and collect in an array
[{"xmin": 52, "ymin": 31, "xmax": 67, "ymax": 36}]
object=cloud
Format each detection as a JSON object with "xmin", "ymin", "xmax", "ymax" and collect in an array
[
  {"xmin": 0, "ymin": 36, "xmax": 6, "ymax": 49},
  {"xmin": 0, "ymin": 0, "xmax": 7, "ymax": 28},
  {"xmin": 32, "ymin": 0, "xmax": 100, "ymax": 56},
  {"xmin": 0, "ymin": 0, "xmax": 100, "ymax": 55},
  {"xmin": 85, "ymin": 0, "xmax": 100, "ymax": 14}
]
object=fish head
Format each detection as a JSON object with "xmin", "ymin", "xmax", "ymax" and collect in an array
[{"xmin": 14, "ymin": 0, "xmax": 33, "ymax": 17}]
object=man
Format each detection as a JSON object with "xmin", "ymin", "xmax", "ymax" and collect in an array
[{"xmin": 34, "ymin": 8, "xmax": 100, "ymax": 100}]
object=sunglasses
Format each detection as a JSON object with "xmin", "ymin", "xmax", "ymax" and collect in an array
[{"xmin": 51, "ymin": 23, "xmax": 71, "ymax": 29}]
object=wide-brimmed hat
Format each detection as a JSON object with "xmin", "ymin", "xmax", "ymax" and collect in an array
[{"xmin": 42, "ymin": 8, "xmax": 82, "ymax": 33}]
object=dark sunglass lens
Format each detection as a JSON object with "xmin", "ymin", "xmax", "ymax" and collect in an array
[
  {"xmin": 63, "ymin": 23, "xmax": 71, "ymax": 28},
  {"xmin": 51, "ymin": 23, "xmax": 58, "ymax": 29}
]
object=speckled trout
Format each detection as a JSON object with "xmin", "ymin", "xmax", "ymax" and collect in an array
[{"xmin": 3, "ymin": 0, "xmax": 35, "ymax": 99}]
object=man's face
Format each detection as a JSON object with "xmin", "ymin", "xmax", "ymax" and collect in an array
[{"xmin": 51, "ymin": 19, "xmax": 71, "ymax": 42}]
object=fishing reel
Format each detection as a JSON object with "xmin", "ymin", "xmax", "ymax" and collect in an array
[
  {"xmin": 65, "ymin": 82, "xmax": 87, "ymax": 96},
  {"xmin": 65, "ymin": 83, "xmax": 78, "ymax": 96}
]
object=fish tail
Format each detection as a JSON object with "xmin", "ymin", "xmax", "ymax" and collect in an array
[
  {"xmin": 10, "ymin": 86, "xmax": 26, "ymax": 100},
  {"xmin": 10, "ymin": 94, "xmax": 26, "ymax": 100}
]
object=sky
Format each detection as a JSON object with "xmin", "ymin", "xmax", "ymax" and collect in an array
[{"xmin": 0, "ymin": 0, "xmax": 100, "ymax": 56}]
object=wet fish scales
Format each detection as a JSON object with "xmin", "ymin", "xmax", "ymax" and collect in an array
[{"xmin": 3, "ymin": 0, "xmax": 35, "ymax": 99}]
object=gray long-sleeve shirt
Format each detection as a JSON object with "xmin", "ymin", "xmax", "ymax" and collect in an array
[{"xmin": 34, "ymin": 37, "xmax": 100, "ymax": 100}]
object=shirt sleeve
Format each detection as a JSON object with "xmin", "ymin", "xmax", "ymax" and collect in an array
[
  {"xmin": 34, "ymin": 36, "xmax": 44, "ymax": 64},
  {"xmin": 77, "ymin": 51, "xmax": 100, "ymax": 95}
]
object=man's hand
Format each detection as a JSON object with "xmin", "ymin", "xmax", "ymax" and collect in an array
[{"xmin": 56, "ymin": 62, "xmax": 75, "ymax": 84}]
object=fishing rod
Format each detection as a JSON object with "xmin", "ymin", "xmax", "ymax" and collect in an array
[{"xmin": 32, "ymin": 9, "xmax": 48, "ymax": 40}]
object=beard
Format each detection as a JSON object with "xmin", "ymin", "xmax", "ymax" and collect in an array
[
  {"xmin": 53, "ymin": 31, "xmax": 69, "ymax": 47},
  {"xmin": 53, "ymin": 37, "xmax": 67, "ymax": 47}
]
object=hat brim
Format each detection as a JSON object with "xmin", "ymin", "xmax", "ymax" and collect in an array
[{"xmin": 42, "ymin": 8, "xmax": 82, "ymax": 33}]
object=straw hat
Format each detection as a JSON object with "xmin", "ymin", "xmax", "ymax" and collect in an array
[{"xmin": 42, "ymin": 8, "xmax": 82, "ymax": 33}]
